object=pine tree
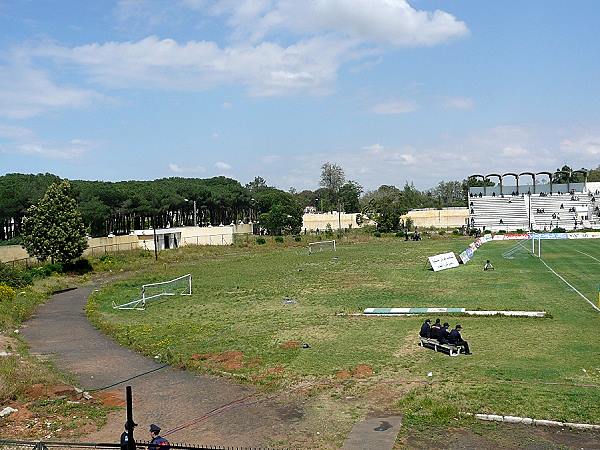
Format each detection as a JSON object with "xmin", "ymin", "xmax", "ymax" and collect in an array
[{"xmin": 22, "ymin": 180, "xmax": 87, "ymax": 264}]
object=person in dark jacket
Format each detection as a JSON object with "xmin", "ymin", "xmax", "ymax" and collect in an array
[
  {"xmin": 448, "ymin": 324, "xmax": 471, "ymax": 354},
  {"xmin": 438, "ymin": 322, "xmax": 450, "ymax": 344},
  {"xmin": 149, "ymin": 424, "xmax": 170, "ymax": 450},
  {"xmin": 419, "ymin": 319, "xmax": 431, "ymax": 338},
  {"xmin": 120, "ymin": 421, "xmax": 136, "ymax": 450},
  {"xmin": 430, "ymin": 318, "xmax": 442, "ymax": 339}
]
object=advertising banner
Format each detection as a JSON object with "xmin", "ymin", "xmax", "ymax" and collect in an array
[{"xmin": 428, "ymin": 252, "xmax": 460, "ymax": 272}]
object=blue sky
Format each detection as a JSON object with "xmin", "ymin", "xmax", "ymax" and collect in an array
[{"xmin": 1, "ymin": 0, "xmax": 599, "ymax": 191}]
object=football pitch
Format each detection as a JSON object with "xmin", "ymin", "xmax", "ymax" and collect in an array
[{"xmin": 89, "ymin": 235, "xmax": 600, "ymax": 445}]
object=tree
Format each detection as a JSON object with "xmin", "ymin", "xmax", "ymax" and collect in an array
[
  {"xmin": 588, "ymin": 165, "xmax": 600, "ymax": 182},
  {"xmin": 362, "ymin": 185, "xmax": 406, "ymax": 232},
  {"xmin": 320, "ymin": 163, "xmax": 345, "ymax": 210},
  {"xmin": 22, "ymin": 180, "xmax": 88, "ymax": 264},
  {"xmin": 246, "ymin": 176, "xmax": 268, "ymax": 193},
  {"xmin": 339, "ymin": 181, "xmax": 363, "ymax": 212}
]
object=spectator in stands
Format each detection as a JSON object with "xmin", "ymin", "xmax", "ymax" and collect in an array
[
  {"xmin": 479, "ymin": 192, "xmax": 483, "ymax": 198},
  {"xmin": 484, "ymin": 260, "xmax": 495, "ymax": 271},
  {"xmin": 419, "ymin": 319, "xmax": 431, "ymax": 338},
  {"xmin": 448, "ymin": 324, "xmax": 471, "ymax": 355},
  {"xmin": 471, "ymin": 208, "xmax": 474, "ymax": 214},
  {"xmin": 430, "ymin": 319, "xmax": 442, "ymax": 339},
  {"xmin": 492, "ymin": 192, "xmax": 496, "ymax": 197},
  {"xmin": 439, "ymin": 323, "xmax": 450, "ymax": 344},
  {"xmin": 560, "ymin": 203, "xmax": 564, "ymax": 209},
  {"xmin": 499, "ymin": 219, "xmax": 504, "ymax": 224}
]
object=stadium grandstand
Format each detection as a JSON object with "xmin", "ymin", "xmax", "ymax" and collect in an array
[{"xmin": 468, "ymin": 169, "xmax": 600, "ymax": 232}]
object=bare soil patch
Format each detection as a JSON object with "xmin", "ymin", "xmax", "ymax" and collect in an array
[{"xmin": 280, "ymin": 340, "xmax": 301, "ymax": 349}]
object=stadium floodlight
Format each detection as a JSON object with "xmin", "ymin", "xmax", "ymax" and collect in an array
[
  {"xmin": 112, "ymin": 274, "xmax": 192, "ymax": 310},
  {"xmin": 308, "ymin": 240, "xmax": 336, "ymax": 254}
]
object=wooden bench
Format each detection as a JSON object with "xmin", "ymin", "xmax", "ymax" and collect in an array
[{"xmin": 419, "ymin": 337, "xmax": 464, "ymax": 356}]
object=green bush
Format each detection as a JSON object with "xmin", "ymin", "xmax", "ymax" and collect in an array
[
  {"xmin": 28, "ymin": 262, "xmax": 63, "ymax": 278},
  {"xmin": 373, "ymin": 231, "xmax": 382, "ymax": 237},
  {"xmin": 452, "ymin": 229, "xmax": 460, "ymax": 235},
  {"xmin": 516, "ymin": 229, "xmax": 525, "ymax": 233},
  {"xmin": 0, "ymin": 262, "xmax": 33, "ymax": 288},
  {"xmin": 63, "ymin": 258, "xmax": 93, "ymax": 274},
  {"xmin": 256, "ymin": 237, "xmax": 266, "ymax": 245},
  {"xmin": 274, "ymin": 236, "xmax": 284, "ymax": 243},
  {"xmin": 395, "ymin": 231, "xmax": 404, "ymax": 237},
  {"xmin": 552, "ymin": 227, "xmax": 567, "ymax": 233},
  {"xmin": 0, "ymin": 284, "xmax": 16, "ymax": 303},
  {"xmin": 438, "ymin": 230, "xmax": 446, "ymax": 235},
  {"xmin": 294, "ymin": 236, "xmax": 302, "ymax": 242}
]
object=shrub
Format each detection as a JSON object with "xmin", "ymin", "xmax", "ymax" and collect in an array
[
  {"xmin": 516, "ymin": 229, "xmax": 524, "ymax": 233},
  {"xmin": 452, "ymin": 229, "xmax": 460, "ymax": 235},
  {"xmin": 294, "ymin": 236, "xmax": 302, "ymax": 242},
  {"xmin": 395, "ymin": 231, "xmax": 404, "ymax": 237},
  {"xmin": 275, "ymin": 236, "xmax": 284, "ymax": 243},
  {"xmin": 373, "ymin": 231, "xmax": 382, "ymax": 237},
  {"xmin": 256, "ymin": 237, "xmax": 266, "ymax": 245},
  {"xmin": 552, "ymin": 227, "xmax": 567, "ymax": 233},
  {"xmin": 28, "ymin": 262, "xmax": 63, "ymax": 278},
  {"xmin": 438, "ymin": 230, "xmax": 446, "ymax": 235},
  {"xmin": 498, "ymin": 230, "xmax": 506, "ymax": 234},
  {"xmin": 0, "ymin": 262, "xmax": 33, "ymax": 288},
  {"xmin": 0, "ymin": 284, "xmax": 16, "ymax": 303},
  {"xmin": 63, "ymin": 258, "xmax": 93, "ymax": 274}
]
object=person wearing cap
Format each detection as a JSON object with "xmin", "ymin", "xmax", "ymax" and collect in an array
[
  {"xmin": 448, "ymin": 324, "xmax": 471, "ymax": 354},
  {"xmin": 149, "ymin": 424, "xmax": 170, "ymax": 450},
  {"xmin": 430, "ymin": 318, "xmax": 442, "ymax": 340},
  {"xmin": 438, "ymin": 322, "xmax": 450, "ymax": 344},
  {"xmin": 419, "ymin": 319, "xmax": 431, "ymax": 338},
  {"xmin": 483, "ymin": 260, "xmax": 495, "ymax": 271},
  {"xmin": 120, "ymin": 421, "xmax": 136, "ymax": 450}
]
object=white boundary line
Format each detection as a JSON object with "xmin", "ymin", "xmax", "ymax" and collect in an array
[
  {"xmin": 537, "ymin": 257, "xmax": 600, "ymax": 313},
  {"xmin": 573, "ymin": 248, "xmax": 600, "ymax": 263}
]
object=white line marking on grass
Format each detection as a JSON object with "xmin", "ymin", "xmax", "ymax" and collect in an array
[
  {"xmin": 574, "ymin": 249, "xmax": 600, "ymax": 263},
  {"xmin": 538, "ymin": 258, "xmax": 600, "ymax": 313}
]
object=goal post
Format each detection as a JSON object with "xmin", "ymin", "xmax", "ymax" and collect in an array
[
  {"xmin": 308, "ymin": 240, "xmax": 336, "ymax": 254},
  {"xmin": 112, "ymin": 273, "xmax": 192, "ymax": 310}
]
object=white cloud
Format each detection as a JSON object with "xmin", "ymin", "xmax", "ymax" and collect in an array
[
  {"xmin": 371, "ymin": 100, "xmax": 417, "ymax": 115},
  {"xmin": 214, "ymin": 161, "xmax": 232, "ymax": 170},
  {"xmin": 32, "ymin": 35, "xmax": 352, "ymax": 96},
  {"xmin": 501, "ymin": 146, "xmax": 529, "ymax": 158},
  {"xmin": 561, "ymin": 136, "xmax": 600, "ymax": 156},
  {"xmin": 212, "ymin": 132, "xmax": 220, "ymax": 139},
  {"xmin": 0, "ymin": 123, "xmax": 92, "ymax": 160},
  {"xmin": 221, "ymin": 101, "xmax": 232, "ymax": 109},
  {"xmin": 0, "ymin": 62, "xmax": 100, "ymax": 119},
  {"xmin": 212, "ymin": 0, "xmax": 468, "ymax": 46},
  {"xmin": 168, "ymin": 163, "xmax": 206, "ymax": 174},
  {"xmin": 442, "ymin": 96, "xmax": 475, "ymax": 110}
]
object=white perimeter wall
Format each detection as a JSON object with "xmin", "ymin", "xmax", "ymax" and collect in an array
[{"xmin": 302, "ymin": 212, "xmax": 361, "ymax": 232}]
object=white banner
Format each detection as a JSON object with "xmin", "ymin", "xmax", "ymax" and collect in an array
[{"xmin": 428, "ymin": 252, "xmax": 460, "ymax": 272}]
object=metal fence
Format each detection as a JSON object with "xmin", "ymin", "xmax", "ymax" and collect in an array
[{"xmin": 0, "ymin": 439, "xmax": 282, "ymax": 450}]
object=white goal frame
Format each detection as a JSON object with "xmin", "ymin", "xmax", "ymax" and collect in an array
[
  {"xmin": 308, "ymin": 240, "xmax": 336, "ymax": 254},
  {"xmin": 112, "ymin": 274, "xmax": 192, "ymax": 310}
]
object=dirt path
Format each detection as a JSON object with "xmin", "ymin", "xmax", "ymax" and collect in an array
[{"xmin": 20, "ymin": 287, "xmax": 298, "ymax": 447}]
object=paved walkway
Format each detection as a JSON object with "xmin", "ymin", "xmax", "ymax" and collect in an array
[{"xmin": 21, "ymin": 287, "xmax": 297, "ymax": 446}]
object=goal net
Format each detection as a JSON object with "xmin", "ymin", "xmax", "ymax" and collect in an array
[
  {"xmin": 308, "ymin": 240, "xmax": 336, "ymax": 254},
  {"xmin": 112, "ymin": 274, "xmax": 192, "ymax": 310}
]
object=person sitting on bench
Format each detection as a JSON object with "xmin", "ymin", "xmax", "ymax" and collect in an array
[
  {"xmin": 419, "ymin": 319, "xmax": 431, "ymax": 338},
  {"xmin": 430, "ymin": 318, "xmax": 442, "ymax": 339},
  {"xmin": 438, "ymin": 322, "xmax": 450, "ymax": 344},
  {"xmin": 484, "ymin": 259, "xmax": 494, "ymax": 271},
  {"xmin": 448, "ymin": 324, "xmax": 471, "ymax": 354}
]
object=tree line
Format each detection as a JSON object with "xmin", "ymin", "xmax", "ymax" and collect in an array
[{"xmin": 2, "ymin": 163, "xmax": 598, "ymax": 241}]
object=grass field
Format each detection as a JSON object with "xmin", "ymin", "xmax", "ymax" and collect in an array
[{"xmin": 88, "ymin": 234, "xmax": 600, "ymax": 447}]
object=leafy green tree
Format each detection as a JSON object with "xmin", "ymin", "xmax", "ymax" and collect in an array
[
  {"xmin": 339, "ymin": 180, "xmax": 363, "ymax": 212},
  {"xmin": 22, "ymin": 181, "xmax": 87, "ymax": 264},
  {"xmin": 320, "ymin": 162, "xmax": 345, "ymax": 212},
  {"xmin": 362, "ymin": 185, "xmax": 406, "ymax": 232},
  {"xmin": 588, "ymin": 165, "xmax": 600, "ymax": 182}
]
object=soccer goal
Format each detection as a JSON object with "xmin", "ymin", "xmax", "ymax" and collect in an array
[
  {"xmin": 112, "ymin": 274, "xmax": 192, "ymax": 310},
  {"xmin": 308, "ymin": 240, "xmax": 336, "ymax": 254}
]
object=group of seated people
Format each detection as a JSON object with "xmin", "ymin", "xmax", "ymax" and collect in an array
[
  {"xmin": 419, "ymin": 319, "xmax": 472, "ymax": 354},
  {"xmin": 535, "ymin": 208, "xmax": 546, "ymax": 214}
]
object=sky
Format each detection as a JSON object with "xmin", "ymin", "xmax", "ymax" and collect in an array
[{"xmin": 0, "ymin": 0, "xmax": 599, "ymax": 191}]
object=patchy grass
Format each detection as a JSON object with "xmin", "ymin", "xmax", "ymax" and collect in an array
[{"xmin": 88, "ymin": 235, "xmax": 600, "ymax": 447}]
